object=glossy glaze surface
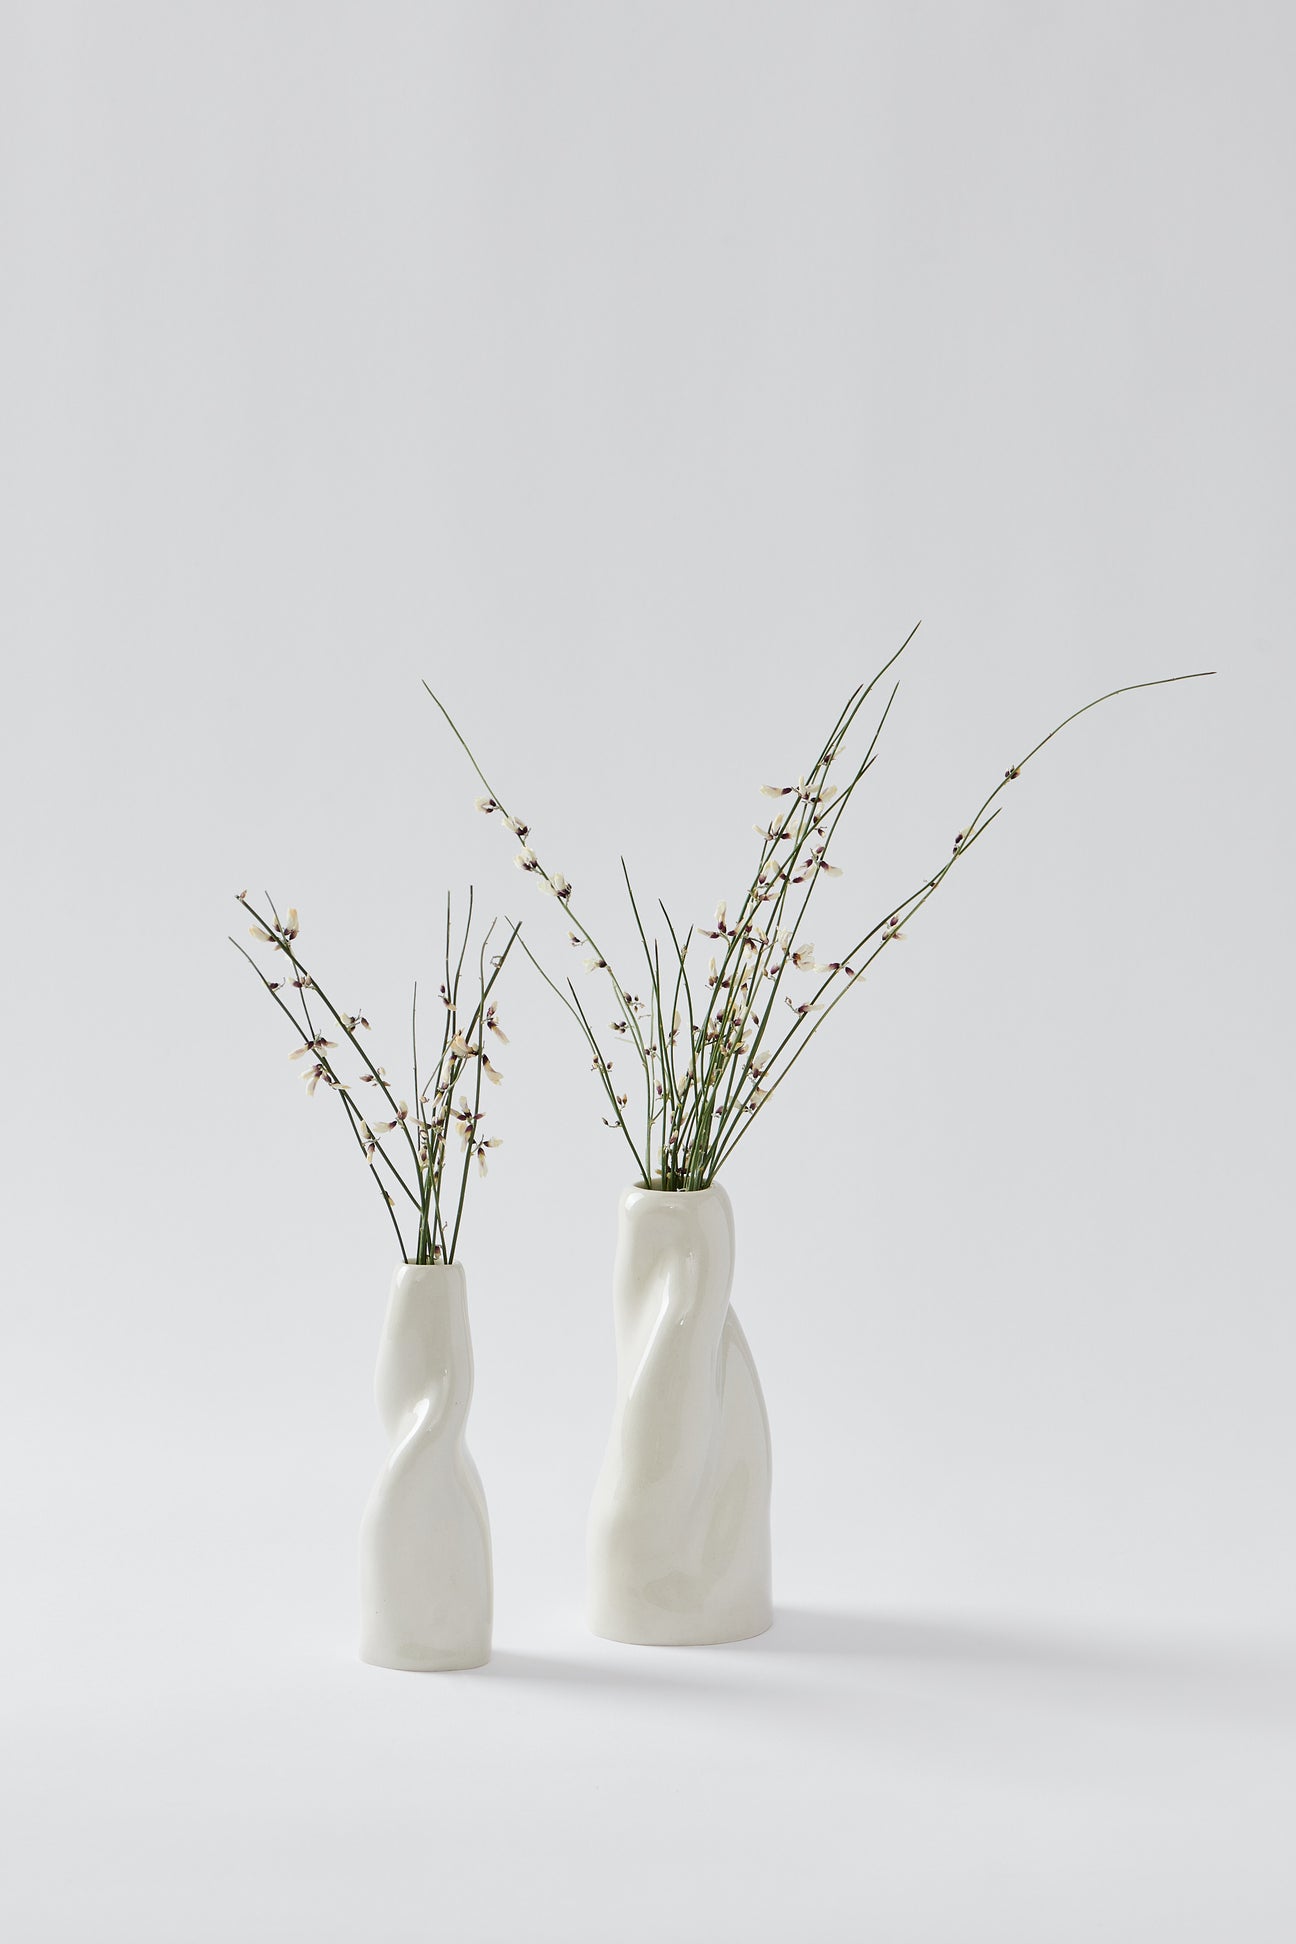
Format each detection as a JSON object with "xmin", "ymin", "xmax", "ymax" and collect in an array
[
  {"xmin": 587, "ymin": 1183, "xmax": 773, "ymax": 1645},
  {"xmin": 359, "ymin": 1263, "xmax": 492, "ymax": 1671}
]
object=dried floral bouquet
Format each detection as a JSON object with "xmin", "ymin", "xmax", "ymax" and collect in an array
[
  {"xmin": 426, "ymin": 640, "xmax": 1208, "ymax": 1192},
  {"xmin": 232, "ymin": 892, "xmax": 518, "ymax": 1262}
]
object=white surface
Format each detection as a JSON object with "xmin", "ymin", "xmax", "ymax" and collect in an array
[
  {"xmin": 3, "ymin": 3, "xmax": 1295, "ymax": 1938},
  {"xmin": 360, "ymin": 1263, "xmax": 492, "ymax": 1672},
  {"xmin": 588, "ymin": 1182, "xmax": 772, "ymax": 1645},
  {"xmin": 10, "ymin": 1578, "xmax": 1294, "ymax": 1943}
]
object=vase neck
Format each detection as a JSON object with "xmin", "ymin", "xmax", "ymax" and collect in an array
[
  {"xmin": 613, "ymin": 1183, "xmax": 735, "ymax": 1335},
  {"xmin": 374, "ymin": 1263, "xmax": 474, "ymax": 1434}
]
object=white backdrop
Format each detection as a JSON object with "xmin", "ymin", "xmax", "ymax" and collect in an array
[{"xmin": 3, "ymin": 4, "xmax": 1294, "ymax": 1939}]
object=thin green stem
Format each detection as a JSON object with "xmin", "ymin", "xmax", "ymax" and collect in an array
[
  {"xmin": 426, "ymin": 649, "xmax": 1211, "ymax": 1192},
  {"xmin": 230, "ymin": 936, "xmax": 410, "ymax": 1256}
]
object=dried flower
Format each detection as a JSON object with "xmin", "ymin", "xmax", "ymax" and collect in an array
[
  {"xmin": 234, "ymin": 887, "xmax": 521, "ymax": 1264},
  {"xmin": 371, "ymin": 1101, "xmax": 410, "ymax": 1134},
  {"xmin": 793, "ymin": 847, "xmax": 843, "ymax": 885},
  {"xmin": 289, "ymin": 1036, "xmax": 336, "ymax": 1060},
  {"xmin": 424, "ymin": 645, "xmax": 1209, "ymax": 1193},
  {"xmin": 802, "ymin": 780, "xmax": 838, "ymax": 806}
]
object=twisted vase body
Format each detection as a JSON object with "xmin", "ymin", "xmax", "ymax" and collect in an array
[
  {"xmin": 359, "ymin": 1263, "xmax": 492, "ymax": 1671},
  {"xmin": 588, "ymin": 1183, "xmax": 772, "ymax": 1645}
]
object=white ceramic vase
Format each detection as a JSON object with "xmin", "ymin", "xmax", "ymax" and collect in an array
[
  {"xmin": 359, "ymin": 1262, "xmax": 492, "ymax": 1671},
  {"xmin": 587, "ymin": 1182, "xmax": 773, "ymax": 1646}
]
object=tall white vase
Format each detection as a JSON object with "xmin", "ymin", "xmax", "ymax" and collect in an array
[
  {"xmin": 359, "ymin": 1262, "xmax": 492, "ymax": 1671},
  {"xmin": 587, "ymin": 1183, "xmax": 773, "ymax": 1646}
]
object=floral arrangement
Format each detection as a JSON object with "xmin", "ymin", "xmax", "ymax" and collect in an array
[
  {"xmin": 425, "ymin": 641, "xmax": 1208, "ymax": 1192},
  {"xmin": 232, "ymin": 891, "xmax": 518, "ymax": 1262}
]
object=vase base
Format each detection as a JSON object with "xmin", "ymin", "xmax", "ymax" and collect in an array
[
  {"xmin": 587, "ymin": 1607, "xmax": 773, "ymax": 1648},
  {"xmin": 360, "ymin": 1646, "xmax": 491, "ymax": 1673}
]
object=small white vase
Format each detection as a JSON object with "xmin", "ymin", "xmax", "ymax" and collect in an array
[
  {"xmin": 587, "ymin": 1182, "xmax": 773, "ymax": 1646},
  {"xmin": 359, "ymin": 1262, "xmax": 492, "ymax": 1671}
]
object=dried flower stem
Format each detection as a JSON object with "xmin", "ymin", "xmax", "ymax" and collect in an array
[
  {"xmin": 424, "ymin": 680, "xmax": 657, "ymax": 1172},
  {"xmin": 232, "ymin": 892, "xmax": 519, "ymax": 1262},
  {"xmin": 427, "ymin": 650, "xmax": 1211, "ymax": 1191}
]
